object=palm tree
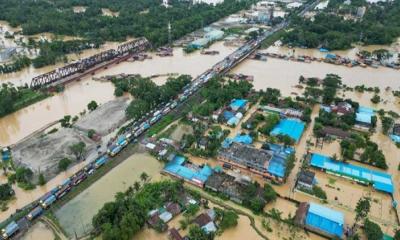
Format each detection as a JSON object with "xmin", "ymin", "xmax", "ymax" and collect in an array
[
  {"xmin": 133, "ymin": 181, "xmax": 141, "ymax": 192},
  {"xmin": 140, "ymin": 172, "xmax": 149, "ymax": 183}
]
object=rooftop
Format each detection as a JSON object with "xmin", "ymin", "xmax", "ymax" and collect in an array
[
  {"xmin": 230, "ymin": 99, "xmax": 248, "ymax": 111},
  {"xmin": 356, "ymin": 106, "xmax": 375, "ymax": 124},
  {"xmin": 310, "ymin": 153, "xmax": 393, "ymax": 194},
  {"xmin": 270, "ymin": 118, "xmax": 305, "ymax": 143},
  {"xmin": 219, "ymin": 142, "xmax": 273, "ymax": 169},
  {"xmin": 163, "ymin": 156, "xmax": 213, "ymax": 184},
  {"xmin": 306, "ymin": 202, "xmax": 344, "ymax": 237},
  {"xmin": 298, "ymin": 170, "xmax": 315, "ymax": 185}
]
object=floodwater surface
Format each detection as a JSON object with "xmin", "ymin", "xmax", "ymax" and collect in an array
[{"xmin": 55, "ymin": 153, "xmax": 163, "ymax": 238}]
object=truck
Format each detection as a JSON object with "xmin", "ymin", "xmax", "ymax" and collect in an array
[
  {"xmin": 27, "ymin": 206, "xmax": 43, "ymax": 221},
  {"xmin": 39, "ymin": 192, "xmax": 54, "ymax": 204},
  {"xmin": 55, "ymin": 184, "xmax": 71, "ymax": 199},
  {"xmin": 116, "ymin": 136, "xmax": 128, "ymax": 147},
  {"xmin": 61, "ymin": 178, "xmax": 71, "ymax": 187},
  {"xmin": 72, "ymin": 171, "xmax": 87, "ymax": 186},
  {"xmin": 94, "ymin": 156, "xmax": 108, "ymax": 168},
  {"xmin": 108, "ymin": 144, "xmax": 122, "ymax": 157},
  {"xmin": 1, "ymin": 221, "xmax": 19, "ymax": 239},
  {"xmin": 170, "ymin": 101, "xmax": 178, "ymax": 109},
  {"xmin": 41, "ymin": 195, "xmax": 56, "ymax": 209},
  {"xmin": 1, "ymin": 147, "xmax": 11, "ymax": 162}
]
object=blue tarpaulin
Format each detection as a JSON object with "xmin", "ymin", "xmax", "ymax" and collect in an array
[
  {"xmin": 266, "ymin": 143, "xmax": 295, "ymax": 178},
  {"xmin": 230, "ymin": 99, "xmax": 248, "ymax": 111},
  {"xmin": 233, "ymin": 134, "xmax": 253, "ymax": 145},
  {"xmin": 306, "ymin": 203, "xmax": 344, "ymax": 237},
  {"xmin": 310, "ymin": 153, "xmax": 394, "ymax": 194},
  {"xmin": 270, "ymin": 119, "xmax": 305, "ymax": 143},
  {"xmin": 223, "ymin": 111, "xmax": 235, "ymax": 121},
  {"xmin": 163, "ymin": 156, "xmax": 213, "ymax": 184}
]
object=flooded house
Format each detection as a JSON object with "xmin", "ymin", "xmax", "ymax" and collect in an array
[
  {"xmin": 310, "ymin": 153, "xmax": 394, "ymax": 194},
  {"xmin": 355, "ymin": 106, "xmax": 375, "ymax": 129},
  {"xmin": 217, "ymin": 142, "xmax": 294, "ymax": 183},
  {"xmin": 162, "ymin": 155, "xmax": 213, "ymax": 188},
  {"xmin": 296, "ymin": 170, "xmax": 316, "ymax": 191},
  {"xmin": 295, "ymin": 202, "xmax": 344, "ymax": 238}
]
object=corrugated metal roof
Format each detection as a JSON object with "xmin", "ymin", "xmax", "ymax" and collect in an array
[
  {"xmin": 270, "ymin": 118, "xmax": 305, "ymax": 143},
  {"xmin": 306, "ymin": 203, "xmax": 344, "ymax": 237},
  {"xmin": 310, "ymin": 153, "xmax": 393, "ymax": 194}
]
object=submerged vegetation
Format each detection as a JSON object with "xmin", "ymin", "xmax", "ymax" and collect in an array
[
  {"xmin": 0, "ymin": 83, "xmax": 49, "ymax": 117},
  {"xmin": 92, "ymin": 180, "xmax": 187, "ymax": 240}
]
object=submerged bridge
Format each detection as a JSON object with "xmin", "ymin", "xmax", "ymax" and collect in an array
[{"xmin": 30, "ymin": 38, "xmax": 150, "ymax": 89}]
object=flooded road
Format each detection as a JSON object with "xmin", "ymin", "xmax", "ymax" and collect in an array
[
  {"xmin": 0, "ymin": 160, "xmax": 88, "ymax": 222},
  {"xmin": 0, "ymin": 42, "xmax": 235, "ymax": 146},
  {"xmin": 55, "ymin": 153, "xmax": 163, "ymax": 238}
]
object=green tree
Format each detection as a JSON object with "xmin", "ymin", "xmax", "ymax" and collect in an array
[
  {"xmin": 38, "ymin": 173, "xmax": 46, "ymax": 186},
  {"xmin": 69, "ymin": 141, "xmax": 86, "ymax": 161},
  {"xmin": 140, "ymin": 172, "xmax": 149, "ymax": 183},
  {"xmin": 219, "ymin": 210, "xmax": 238, "ymax": 231},
  {"xmin": 0, "ymin": 184, "xmax": 14, "ymax": 201},
  {"xmin": 364, "ymin": 219, "xmax": 383, "ymax": 240},
  {"xmin": 263, "ymin": 184, "xmax": 277, "ymax": 203},
  {"xmin": 188, "ymin": 225, "xmax": 214, "ymax": 240},
  {"xmin": 58, "ymin": 158, "xmax": 72, "ymax": 171},
  {"xmin": 87, "ymin": 100, "xmax": 98, "ymax": 111}
]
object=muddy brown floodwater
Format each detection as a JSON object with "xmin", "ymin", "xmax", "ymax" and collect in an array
[
  {"xmin": 20, "ymin": 221, "xmax": 55, "ymax": 240},
  {"xmin": 0, "ymin": 42, "xmax": 235, "ymax": 146},
  {"xmin": 55, "ymin": 153, "xmax": 164, "ymax": 238}
]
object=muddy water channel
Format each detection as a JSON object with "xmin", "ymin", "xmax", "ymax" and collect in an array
[
  {"xmin": 54, "ymin": 153, "xmax": 163, "ymax": 238},
  {"xmin": 0, "ymin": 42, "xmax": 235, "ymax": 146}
]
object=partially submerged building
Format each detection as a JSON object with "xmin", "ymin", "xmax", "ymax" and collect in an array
[
  {"xmin": 162, "ymin": 155, "xmax": 213, "ymax": 187},
  {"xmin": 218, "ymin": 142, "xmax": 294, "ymax": 183},
  {"xmin": 310, "ymin": 153, "xmax": 393, "ymax": 194},
  {"xmin": 295, "ymin": 202, "xmax": 344, "ymax": 238},
  {"xmin": 270, "ymin": 118, "xmax": 305, "ymax": 143},
  {"xmin": 390, "ymin": 123, "xmax": 400, "ymax": 143},
  {"xmin": 205, "ymin": 172, "xmax": 248, "ymax": 204},
  {"xmin": 296, "ymin": 170, "xmax": 316, "ymax": 190},
  {"xmin": 355, "ymin": 106, "xmax": 375, "ymax": 128},
  {"xmin": 321, "ymin": 126, "xmax": 351, "ymax": 139}
]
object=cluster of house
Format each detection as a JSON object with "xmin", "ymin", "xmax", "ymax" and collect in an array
[
  {"xmin": 213, "ymin": 99, "xmax": 249, "ymax": 127},
  {"xmin": 145, "ymin": 137, "xmax": 180, "ymax": 160},
  {"xmin": 148, "ymin": 202, "xmax": 183, "ymax": 232},
  {"xmin": 168, "ymin": 208, "xmax": 218, "ymax": 240},
  {"xmin": 321, "ymin": 102, "xmax": 376, "ymax": 133}
]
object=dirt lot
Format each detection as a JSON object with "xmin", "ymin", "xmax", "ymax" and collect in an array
[
  {"xmin": 12, "ymin": 128, "xmax": 96, "ymax": 180},
  {"xmin": 74, "ymin": 98, "xmax": 129, "ymax": 135}
]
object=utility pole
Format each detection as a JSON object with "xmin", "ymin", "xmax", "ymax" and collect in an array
[{"xmin": 168, "ymin": 21, "xmax": 172, "ymax": 46}]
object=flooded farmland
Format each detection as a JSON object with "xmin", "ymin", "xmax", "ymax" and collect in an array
[{"xmin": 54, "ymin": 153, "xmax": 163, "ymax": 238}]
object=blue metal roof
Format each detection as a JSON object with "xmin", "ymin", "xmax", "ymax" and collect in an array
[
  {"xmin": 266, "ymin": 143, "xmax": 295, "ymax": 178},
  {"xmin": 223, "ymin": 111, "xmax": 235, "ymax": 121},
  {"xmin": 227, "ymin": 117, "xmax": 240, "ymax": 126},
  {"xmin": 164, "ymin": 156, "xmax": 213, "ymax": 184},
  {"xmin": 230, "ymin": 99, "xmax": 248, "ymax": 111},
  {"xmin": 306, "ymin": 202, "xmax": 344, "ymax": 237},
  {"xmin": 310, "ymin": 153, "xmax": 393, "ymax": 194},
  {"xmin": 270, "ymin": 118, "xmax": 305, "ymax": 143},
  {"xmin": 233, "ymin": 134, "xmax": 253, "ymax": 145},
  {"xmin": 356, "ymin": 106, "xmax": 375, "ymax": 124}
]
